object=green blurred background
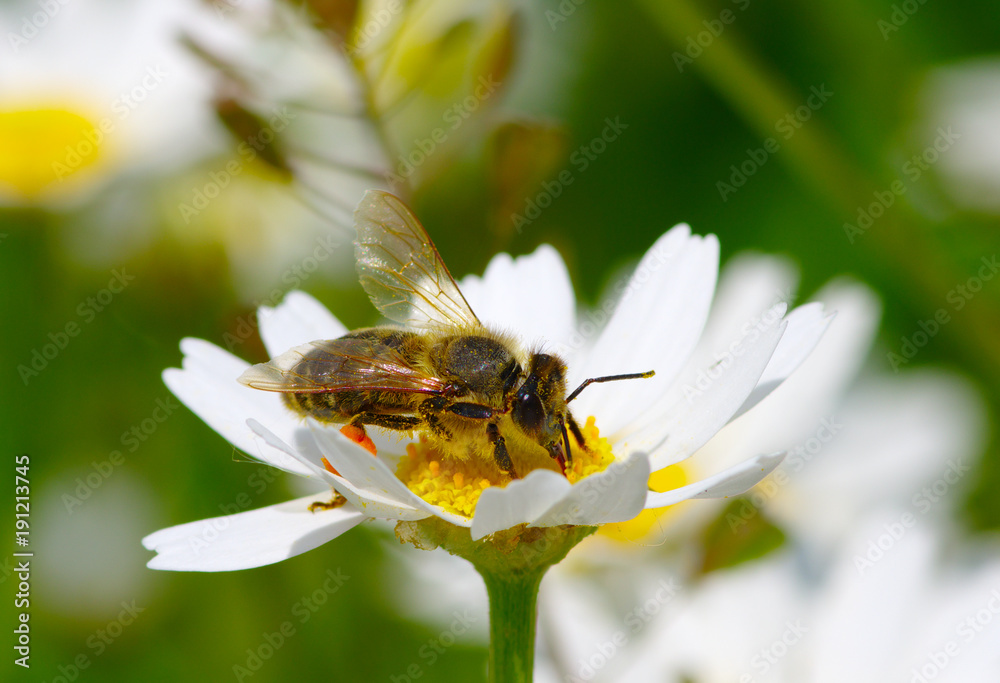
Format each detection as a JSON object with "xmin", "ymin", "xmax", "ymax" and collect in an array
[{"xmin": 3, "ymin": 0, "xmax": 999, "ymax": 680}]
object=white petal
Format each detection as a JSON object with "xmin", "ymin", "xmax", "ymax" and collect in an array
[
  {"xmin": 644, "ymin": 452, "xmax": 785, "ymax": 508},
  {"xmin": 244, "ymin": 418, "xmax": 328, "ymax": 478},
  {"xmin": 470, "ymin": 470, "xmax": 572, "ymax": 540},
  {"xmin": 246, "ymin": 418, "xmax": 420, "ymax": 520},
  {"xmin": 258, "ymin": 290, "xmax": 348, "ymax": 357},
  {"xmin": 459, "ymin": 245, "xmax": 577, "ymax": 347},
  {"xmin": 384, "ymin": 545, "xmax": 490, "ymax": 640},
  {"xmin": 690, "ymin": 281, "xmax": 882, "ymax": 477},
  {"xmin": 308, "ymin": 421, "xmax": 472, "ymax": 527},
  {"xmin": 164, "ymin": 338, "xmax": 316, "ymax": 477},
  {"xmin": 142, "ymin": 493, "xmax": 365, "ymax": 571},
  {"xmin": 698, "ymin": 253, "xmax": 798, "ymax": 357},
  {"xmin": 572, "ymin": 226, "xmax": 718, "ymax": 433},
  {"xmin": 529, "ymin": 454, "xmax": 651, "ymax": 529},
  {"xmin": 769, "ymin": 370, "xmax": 986, "ymax": 547},
  {"xmin": 625, "ymin": 303, "xmax": 788, "ymax": 470},
  {"xmin": 790, "ymin": 280, "xmax": 881, "ymax": 402},
  {"xmin": 728, "ymin": 302, "xmax": 834, "ymax": 421}
]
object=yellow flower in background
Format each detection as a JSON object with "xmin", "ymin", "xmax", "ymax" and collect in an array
[
  {"xmin": 0, "ymin": 107, "xmax": 106, "ymax": 201},
  {"xmin": 0, "ymin": 0, "xmax": 218, "ymax": 209}
]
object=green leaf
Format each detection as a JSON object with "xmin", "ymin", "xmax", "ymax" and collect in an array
[{"xmin": 698, "ymin": 498, "xmax": 787, "ymax": 574}]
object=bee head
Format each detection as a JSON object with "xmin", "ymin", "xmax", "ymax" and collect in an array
[{"xmin": 511, "ymin": 353, "xmax": 567, "ymax": 445}]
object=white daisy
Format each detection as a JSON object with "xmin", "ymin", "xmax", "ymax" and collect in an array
[
  {"xmin": 594, "ymin": 513, "xmax": 1000, "ymax": 683},
  {"xmin": 523, "ymin": 257, "xmax": 988, "ymax": 680},
  {"xmin": 383, "ymin": 254, "xmax": 983, "ymax": 644},
  {"xmin": 143, "ymin": 210, "xmax": 832, "ymax": 571},
  {"xmin": 0, "ymin": 0, "xmax": 219, "ymax": 206},
  {"xmin": 601, "ymin": 253, "xmax": 986, "ymax": 555}
]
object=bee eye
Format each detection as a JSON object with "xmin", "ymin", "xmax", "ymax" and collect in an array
[{"xmin": 512, "ymin": 391, "xmax": 544, "ymax": 435}]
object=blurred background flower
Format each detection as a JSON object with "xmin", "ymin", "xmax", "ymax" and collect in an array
[{"xmin": 4, "ymin": 0, "xmax": 1000, "ymax": 681}]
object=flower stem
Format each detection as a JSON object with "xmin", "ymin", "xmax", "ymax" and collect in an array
[
  {"xmin": 478, "ymin": 566, "xmax": 544, "ymax": 683},
  {"xmin": 395, "ymin": 519, "xmax": 597, "ymax": 683}
]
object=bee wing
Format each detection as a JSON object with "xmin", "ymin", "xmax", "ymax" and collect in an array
[
  {"xmin": 237, "ymin": 338, "xmax": 448, "ymax": 394},
  {"xmin": 354, "ymin": 190, "xmax": 481, "ymax": 330}
]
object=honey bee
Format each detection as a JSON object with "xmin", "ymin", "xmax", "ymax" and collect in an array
[{"xmin": 238, "ymin": 190, "xmax": 653, "ymax": 478}]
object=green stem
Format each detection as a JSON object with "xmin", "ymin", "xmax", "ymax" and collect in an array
[
  {"xmin": 395, "ymin": 519, "xmax": 597, "ymax": 683},
  {"xmin": 479, "ymin": 566, "xmax": 544, "ymax": 683},
  {"xmin": 634, "ymin": 0, "xmax": 1000, "ymax": 389}
]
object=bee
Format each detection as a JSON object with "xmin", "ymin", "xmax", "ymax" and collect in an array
[{"xmin": 238, "ymin": 190, "xmax": 653, "ymax": 478}]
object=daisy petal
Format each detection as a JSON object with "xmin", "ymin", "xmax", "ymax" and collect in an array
[
  {"xmin": 142, "ymin": 493, "xmax": 365, "ymax": 571},
  {"xmin": 728, "ymin": 303, "xmax": 834, "ymax": 422},
  {"xmin": 460, "ymin": 245, "xmax": 576, "ymax": 346},
  {"xmin": 245, "ymin": 418, "xmax": 424, "ymax": 520},
  {"xmin": 644, "ymin": 452, "xmax": 785, "ymax": 509},
  {"xmin": 626, "ymin": 303, "xmax": 788, "ymax": 470},
  {"xmin": 164, "ymin": 338, "xmax": 315, "ymax": 477},
  {"xmin": 244, "ymin": 418, "xmax": 328, "ymax": 478},
  {"xmin": 470, "ymin": 470, "xmax": 571, "ymax": 541},
  {"xmin": 697, "ymin": 254, "xmax": 797, "ymax": 357},
  {"xmin": 258, "ymin": 290, "xmax": 348, "ymax": 357},
  {"xmin": 573, "ymin": 226, "xmax": 719, "ymax": 433},
  {"xmin": 529, "ymin": 454, "xmax": 651, "ymax": 530},
  {"xmin": 309, "ymin": 421, "xmax": 473, "ymax": 527}
]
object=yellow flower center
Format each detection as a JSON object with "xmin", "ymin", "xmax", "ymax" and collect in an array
[
  {"xmin": 396, "ymin": 416, "xmax": 615, "ymax": 519},
  {"xmin": 0, "ymin": 107, "xmax": 105, "ymax": 199},
  {"xmin": 598, "ymin": 463, "xmax": 691, "ymax": 543}
]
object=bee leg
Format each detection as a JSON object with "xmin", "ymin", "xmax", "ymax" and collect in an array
[
  {"xmin": 561, "ymin": 422, "xmax": 573, "ymax": 466},
  {"xmin": 566, "ymin": 412, "xmax": 589, "ymax": 453},
  {"xmin": 342, "ymin": 414, "xmax": 423, "ymax": 455},
  {"xmin": 351, "ymin": 414, "xmax": 422, "ymax": 431},
  {"xmin": 487, "ymin": 422, "xmax": 517, "ymax": 478},
  {"xmin": 341, "ymin": 419, "xmax": 378, "ymax": 455},
  {"xmin": 418, "ymin": 397, "xmax": 454, "ymax": 442},
  {"xmin": 309, "ymin": 491, "xmax": 348, "ymax": 512},
  {"xmin": 544, "ymin": 425, "xmax": 570, "ymax": 475}
]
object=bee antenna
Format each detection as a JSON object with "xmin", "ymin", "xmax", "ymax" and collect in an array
[{"xmin": 565, "ymin": 370, "xmax": 655, "ymax": 404}]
